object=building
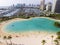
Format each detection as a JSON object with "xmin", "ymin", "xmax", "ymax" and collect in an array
[
  {"xmin": 40, "ymin": 0, "xmax": 45, "ymax": 10},
  {"xmin": 16, "ymin": 4, "xmax": 25, "ymax": 8},
  {"xmin": 46, "ymin": 2, "xmax": 52, "ymax": 11},
  {"xmin": 52, "ymin": 0, "xmax": 60, "ymax": 13}
]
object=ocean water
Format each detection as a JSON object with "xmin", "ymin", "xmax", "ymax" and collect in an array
[{"xmin": 4, "ymin": 18, "xmax": 60, "ymax": 33}]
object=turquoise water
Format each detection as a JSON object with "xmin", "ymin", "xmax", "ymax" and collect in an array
[{"xmin": 4, "ymin": 18, "xmax": 60, "ymax": 32}]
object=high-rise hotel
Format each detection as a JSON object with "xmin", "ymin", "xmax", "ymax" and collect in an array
[
  {"xmin": 40, "ymin": 0, "xmax": 45, "ymax": 10},
  {"xmin": 52, "ymin": 0, "xmax": 60, "ymax": 13}
]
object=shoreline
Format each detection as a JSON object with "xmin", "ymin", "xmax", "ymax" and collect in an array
[
  {"xmin": 0, "ymin": 17, "xmax": 59, "ymax": 45},
  {"xmin": 0, "ymin": 17, "xmax": 60, "ymax": 34}
]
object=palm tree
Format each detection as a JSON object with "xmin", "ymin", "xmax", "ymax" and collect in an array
[
  {"xmin": 56, "ymin": 36, "xmax": 60, "ymax": 40},
  {"xmin": 51, "ymin": 35, "xmax": 54, "ymax": 45},
  {"xmin": 56, "ymin": 31, "xmax": 60, "ymax": 41},
  {"xmin": 42, "ymin": 40, "xmax": 46, "ymax": 45},
  {"xmin": 3, "ymin": 36, "xmax": 8, "ymax": 45},
  {"xmin": 56, "ymin": 31, "xmax": 60, "ymax": 45},
  {"xmin": 54, "ymin": 40, "xmax": 59, "ymax": 45},
  {"xmin": 51, "ymin": 35, "xmax": 54, "ymax": 40},
  {"xmin": 7, "ymin": 35, "xmax": 12, "ymax": 45},
  {"xmin": 56, "ymin": 31, "xmax": 60, "ymax": 36}
]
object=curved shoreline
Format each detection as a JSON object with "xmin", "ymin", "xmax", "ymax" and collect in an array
[
  {"xmin": 0, "ymin": 17, "xmax": 60, "ymax": 36},
  {"xmin": 1, "ymin": 17, "xmax": 60, "ymax": 33},
  {"xmin": 0, "ymin": 17, "xmax": 59, "ymax": 45}
]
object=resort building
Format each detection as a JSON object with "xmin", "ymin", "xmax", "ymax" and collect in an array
[
  {"xmin": 52, "ymin": 0, "xmax": 60, "ymax": 13},
  {"xmin": 40, "ymin": 0, "xmax": 45, "ymax": 11},
  {"xmin": 46, "ymin": 2, "xmax": 52, "ymax": 11}
]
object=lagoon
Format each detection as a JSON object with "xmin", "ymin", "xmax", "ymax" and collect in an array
[{"xmin": 4, "ymin": 18, "xmax": 60, "ymax": 33}]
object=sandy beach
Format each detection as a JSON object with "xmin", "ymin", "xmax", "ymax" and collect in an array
[{"xmin": 0, "ymin": 17, "xmax": 59, "ymax": 45}]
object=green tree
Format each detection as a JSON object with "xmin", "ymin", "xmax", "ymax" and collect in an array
[
  {"xmin": 51, "ymin": 35, "xmax": 54, "ymax": 45},
  {"xmin": 54, "ymin": 22, "xmax": 60, "ymax": 28},
  {"xmin": 56, "ymin": 31, "xmax": 60, "ymax": 45},
  {"xmin": 56, "ymin": 32, "xmax": 60, "ymax": 36},
  {"xmin": 3, "ymin": 36, "xmax": 8, "ymax": 45},
  {"xmin": 7, "ymin": 35, "xmax": 12, "ymax": 45},
  {"xmin": 56, "ymin": 31, "xmax": 60, "ymax": 40},
  {"xmin": 42, "ymin": 40, "xmax": 46, "ymax": 45},
  {"xmin": 54, "ymin": 40, "xmax": 59, "ymax": 45}
]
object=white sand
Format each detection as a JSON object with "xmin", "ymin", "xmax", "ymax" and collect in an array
[{"xmin": 0, "ymin": 32, "xmax": 57, "ymax": 45}]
